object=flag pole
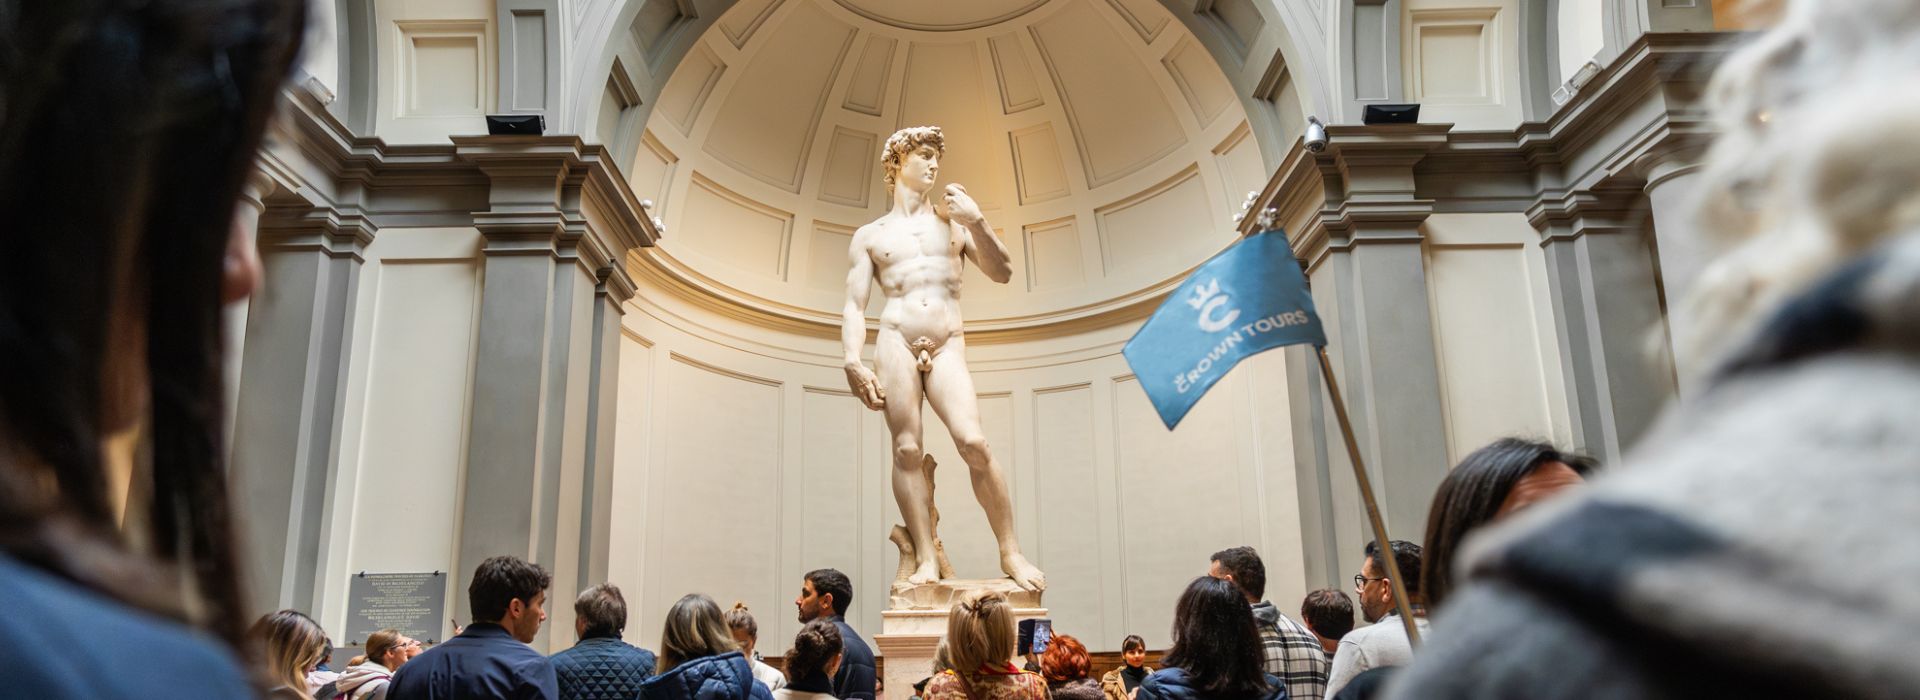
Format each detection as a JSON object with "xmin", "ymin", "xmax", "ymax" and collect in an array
[{"xmin": 1315, "ymin": 345, "xmax": 1422, "ymax": 645}]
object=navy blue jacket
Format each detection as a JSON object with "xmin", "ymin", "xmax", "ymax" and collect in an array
[
  {"xmin": 639, "ymin": 652, "xmax": 776, "ymax": 700},
  {"xmin": 551, "ymin": 635, "xmax": 658, "ymax": 700},
  {"xmin": 389, "ymin": 623, "xmax": 560, "ymax": 700},
  {"xmin": 1137, "ymin": 667, "xmax": 1288, "ymax": 700},
  {"xmin": 828, "ymin": 616, "xmax": 876, "ymax": 700},
  {"xmin": 0, "ymin": 553, "xmax": 252, "ymax": 699}
]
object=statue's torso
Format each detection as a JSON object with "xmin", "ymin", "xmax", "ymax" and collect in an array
[{"xmin": 863, "ymin": 211, "xmax": 966, "ymax": 344}]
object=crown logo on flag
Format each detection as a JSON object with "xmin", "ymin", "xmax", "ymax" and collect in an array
[{"xmin": 1186, "ymin": 279, "xmax": 1221, "ymax": 311}]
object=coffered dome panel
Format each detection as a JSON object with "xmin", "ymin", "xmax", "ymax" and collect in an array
[{"xmin": 628, "ymin": 0, "xmax": 1271, "ymax": 332}]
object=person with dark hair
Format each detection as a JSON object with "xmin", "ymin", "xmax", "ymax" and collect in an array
[
  {"xmin": 1326, "ymin": 542, "xmax": 1425, "ymax": 697},
  {"xmin": 1210, "ymin": 547, "xmax": 1327, "ymax": 700},
  {"xmin": 551, "ymin": 583, "xmax": 657, "ymax": 700},
  {"xmin": 775, "ymin": 619, "xmax": 844, "ymax": 700},
  {"xmin": 1420, "ymin": 438, "xmax": 1592, "ymax": 610},
  {"xmin": 1137, "ymin": 577, "xmax": 1285, "ymax": 700},
  {"xmin": 640, "ymin": 593, "xmax": 775, "ymax": 700},
  {"xmin": 726, "ymin": 602, "xmax": 787, "ymax": 691},
  {"xmin": 1297, "ymin": 590, "xmax": 1354, "ymax": 658},
  {"xmin": 0, "ymin": 0, "xmax": 301, "ymax": 697},
  {"xmin": 1099, "ymin": 635, "xmax": 1152, "ymax": 700},
  {"xmin": 796, "ymin": 569, "xmax": 875, "ymax": 700},
  {"xmin": 389, "ymin": 555, "xmax": 557, "ymax": 699},
  {"xmin": 1039, "ymin": 634, "xmax": 1101, "ymax": 700}
]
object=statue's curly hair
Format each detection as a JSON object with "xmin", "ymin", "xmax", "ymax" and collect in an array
[{"xmin": 881, "ymin": 126, "xmax": 945, "ymax": 190}]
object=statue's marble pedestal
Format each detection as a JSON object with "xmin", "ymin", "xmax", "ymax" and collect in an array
[{"xmin": 874, "ymin": 579, "xmax": 1044, "ymax": 700}]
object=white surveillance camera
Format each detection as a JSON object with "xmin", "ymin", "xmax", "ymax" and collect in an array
[{"xmin": 1304, "ymin": 117, "xmax": 1328, "ymax": 153}]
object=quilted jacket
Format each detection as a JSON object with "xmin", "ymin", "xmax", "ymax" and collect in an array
[
  {"xmin": 552, "ymin": 636, "xmax": 658, "ymax": 700},
  {"xmin": 640, "ymin": 652, "xmax": 776, "ymax": 700}
]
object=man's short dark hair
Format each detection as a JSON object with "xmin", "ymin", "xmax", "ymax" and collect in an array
[
  {"xmin": 470, "ymin": 555, "xmax": 552, "ymax": 623},
  {"xmin": 1363, "ymin": 540, "xmax": 1423, "ymax": 596},
  {"xmin": 575, "ymin": 583, "xmax": 627, "ymax": 639},
  {"xmin": 805, "ymin": 568, "xmax": 853, "ymax": 616},
  {"xmin": 1300, "ymin": 589, "xmax": 1354, "ymax": 641},
  {"xmin": 1210, "ymin": 546, "xmax": 1266, "ymax": 601}
]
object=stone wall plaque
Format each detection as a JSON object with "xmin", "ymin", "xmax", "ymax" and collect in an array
[{"xmin": 346, "ymin": 571, "xmax": 448, "ymax": 645}]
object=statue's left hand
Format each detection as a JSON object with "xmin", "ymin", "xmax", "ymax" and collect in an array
[{"xmin": 943, "ymin": 183, "xmax": 983, "ymax": 225}]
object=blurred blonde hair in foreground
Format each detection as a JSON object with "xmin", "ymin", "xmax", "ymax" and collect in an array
[{"xmin": 1682, "ymin": 0, "xmax": 1920, "ymax": 369}]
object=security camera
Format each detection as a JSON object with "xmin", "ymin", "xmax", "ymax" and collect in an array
[{"xmin": 1304, "ymin": 117, "xmax": 1328, "ymax": 153}]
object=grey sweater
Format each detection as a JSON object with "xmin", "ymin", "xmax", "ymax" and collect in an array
[{"xmin": 1384, "ymin": 234, "xmax": 1920, "ymax": 699}]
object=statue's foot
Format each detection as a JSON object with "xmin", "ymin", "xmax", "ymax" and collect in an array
[
  {"xmin": 907, "ymin": 559, "xmax": 941, "ymax": 585},
  {"xmin": 1001, "ymin": 552, "xmax": 1047, "ymax": 592}
]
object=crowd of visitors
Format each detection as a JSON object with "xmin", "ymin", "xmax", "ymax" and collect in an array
[{"xmin": 2, "ymin": 1, "xmax": 1913, "ymax": 698}]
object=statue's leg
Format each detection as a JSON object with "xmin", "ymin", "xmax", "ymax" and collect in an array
[
  {"xmin": 877, "ymin": 331, "xmax": 941, "ymax": 585},
  {"xmin": 923, "ymin": 336, "xmax": 1046, "ymax": 592}
]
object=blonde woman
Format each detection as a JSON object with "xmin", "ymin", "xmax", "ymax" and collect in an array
[
  {"xmin": 725, "ymin": 602, "xmax": 788, "ymax": 691},
  {"xmin": 250, "ymin": 610, "xmax": 329, "ymax": 700},
  {"xmin": 335, "ymin": 629, "xmax": 418, "ymax": 700},
  {"xmin": 640, "ymin": 594, "xmax": 776, "ymax": 700},
  {"xmin": 1383, "ymin": 4, "xmax": 1920, "ymax": 697},
  {"xmin": 921, "ymin": 591, "xmax": 1048, "ymax": 700}
]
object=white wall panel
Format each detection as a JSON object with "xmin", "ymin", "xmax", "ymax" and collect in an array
[
  {"xmin": 1402, "ymin": 0, "xmax": 1525, "ymax": 130},
  {"xmin": 640, "ymin": 355, "xmax": 784, "ymax": 651},
  {"xmin": 345, "ymin": 243, "xmax": 481, "ymax": 576},
  {"xmin": 1033, "ymin": 385, "xmax": 1105, "ymax": 643},
  {"xmin": 801, "ymin": 388, "xmax": 867, "ymax": 584},
  {"xmin": 1113, "ymin": 375, "xmax": 1246, "ymax": 649},
  {"xmin": 1422, "ymin": 213, "xmax": 1566, "ymax": 461}
]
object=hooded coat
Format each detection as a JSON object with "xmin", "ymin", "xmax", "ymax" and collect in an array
[
  {"xmin": 640, "ymin": 652, "xmax": 777, "ymax": 700},
  {"xmin": 336, "ymin": 662, "xmax": 395, "ymax": 700}
]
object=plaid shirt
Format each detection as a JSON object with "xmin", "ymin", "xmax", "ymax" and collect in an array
[{"xmin": 1251, "ymin": 600, "xmax": 1329, "ymax": 700}]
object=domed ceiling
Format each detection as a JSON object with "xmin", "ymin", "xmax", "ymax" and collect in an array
[{"xmin": 624, "ymin": 0, "xmax": 1275, "ymax": 331}]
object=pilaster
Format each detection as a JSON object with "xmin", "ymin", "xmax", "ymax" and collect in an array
[
  {"xmin": 1294, "ymin": 124, "xmax": 1454, "ymax": 588},
  {"xmin": 231, "ymin": 196, "xmax": 377, "ymax": 617},
  {"xmin": 1635, "ymin": 149, "xmax": 1710, "ymax": 391},
  {"xmin": 1529, "ymin": 188, "xmax": 1679, "ymax": 463},
  {"xmin": 451, "ymin": 136, "xmax": 637, "ymax": 651}
]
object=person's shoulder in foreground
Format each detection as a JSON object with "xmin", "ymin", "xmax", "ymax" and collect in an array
[
  {"xmin": 1381, "ymin": 235, "xmax": 1920, "ymax": 699},
  {"xmin": 1138, "ymin": 667, "xmax": 1286, "ymax": 700},
  {"xmin": 0, "ymin": 552, "xmax": 252, "ymax": 699}
]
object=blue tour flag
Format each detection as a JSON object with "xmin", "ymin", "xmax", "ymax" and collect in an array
[{"xmin": 1122, "ymin": 229, "xmax": 1326, "ymax": 429}]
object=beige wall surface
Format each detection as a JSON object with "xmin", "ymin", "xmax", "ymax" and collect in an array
[{"xmin": 1421, "ymin": 213, "xmax": 1573, "ymax": 461}]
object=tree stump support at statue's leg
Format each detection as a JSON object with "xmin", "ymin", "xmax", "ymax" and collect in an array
[{"xmin": 890, "ymin": 454, "xmax": 956, "ymax": 585}]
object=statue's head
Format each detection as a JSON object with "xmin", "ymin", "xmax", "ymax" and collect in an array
[{"xmin": 881, "ymin": 126, "xmax": 945, "ymax": 193}]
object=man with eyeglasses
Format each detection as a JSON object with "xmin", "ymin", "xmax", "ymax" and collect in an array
[{"xmin": 1326, "ymin": 540, "xmax": 1429, "ymax": 698}]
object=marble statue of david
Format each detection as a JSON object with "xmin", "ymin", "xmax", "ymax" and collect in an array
[{"xmin": 841, "ymin": 126, "xmax": 1045, "ymax": 592}]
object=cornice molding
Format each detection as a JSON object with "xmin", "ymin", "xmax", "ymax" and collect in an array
[
  {"xmin": 263, "ymin": 84, "xmax": 660, "ymax": 289},
  {"xmin": 1237, "ymin": 32, "xmax": 1737, "ymax": 263},
  {"xmin": 624, "ymin": 243, "xmax": 1188, "ymax": 346}
]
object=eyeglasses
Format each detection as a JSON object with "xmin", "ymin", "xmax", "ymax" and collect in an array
[{"xmin": 1353, "ymin": 574, "xmax": 1388, "ymax": 589}]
